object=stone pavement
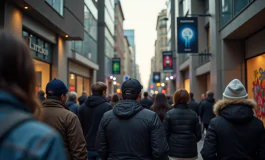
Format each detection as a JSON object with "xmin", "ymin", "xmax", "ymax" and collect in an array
[{"xmin": 197, "ymin": 139, "xmax": 204, "ymax": 160}]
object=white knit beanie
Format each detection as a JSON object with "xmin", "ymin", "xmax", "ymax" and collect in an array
[{"xmin": 223, "ymin": 79, "xmax": 248, "ymax": 99}]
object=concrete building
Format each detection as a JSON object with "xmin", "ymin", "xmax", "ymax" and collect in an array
[
  {"xmin": 0, "ymin": 0, "xmax": 100, "ymax": 97},
  {"xmin": 114, "ymin": 0, "xmax": 125, "ymax": 84},
  {"xmin": 166, "ymin": 0, "xmax": 177, "ymax": 94},
  {"xmin": 97, "ymin": 0, "xmax": 115, "ymax": 94},
  {"xmin": 70, "ymin": 0, "xmax": 99, "ymax": 97},
  {"xmin": 135, "ymin": 64, "xmax": 142, "ymax": 84},
  {"xmin": 124, "ymin": 29, "xmax": 136, "ymax": 78},
  {"xmin": 154, "ymin": 9, "xmax": 168, "ymax": 94},
  {"xmin": 173, "ymin": 0, "xmax": 265, "ymax": 116}
]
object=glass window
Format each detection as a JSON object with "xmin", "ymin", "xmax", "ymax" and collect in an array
[
  {"xmin": 84, "ymin": 78, "xmax": 91, "ymax": 96},
  {"xmin": 234, "ymin": 0, "xmax": 249, "ymax": 15},
  {"xmin": 182, "ymin": 0, "xmax": 188, "ymax": 16},
  {"xmin": 73, "ymin": 41, "xmax": 83, "ymax": 54},
  {"xmin": 84, "ymin": 5, "xmax": 90, "ymax": 32},
  {"xmin": 46, "ymin": 0, "xmax": 64, "ymax": 15},
  {"xmin": 69, "ymin": 73, "xmax": 76, "ymax": 92},
  {"xmin": 34, "ymin": 60, "xmax": 50, "ymax": 91},
  {"xmin": 220, "ymin": 0, "xmax": 232, "ymax": 27},
  {"xmin": 77, "ymin": 76, "xmax": 84, "ymax": 98}
]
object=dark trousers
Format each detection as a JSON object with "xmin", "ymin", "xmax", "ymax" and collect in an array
[{"xmin": 204, "ymin": 124, "xmax": 209, "ymax": 131}]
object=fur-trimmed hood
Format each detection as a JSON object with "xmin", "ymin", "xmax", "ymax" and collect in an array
[{"xmin": 213, "ymin": 99, "xmax": 257, "ymax": 122}]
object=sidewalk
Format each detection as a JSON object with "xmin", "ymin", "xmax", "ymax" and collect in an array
[{"xmin": 197, "ymin": 139, "xmax": 204, "ymax": 160}]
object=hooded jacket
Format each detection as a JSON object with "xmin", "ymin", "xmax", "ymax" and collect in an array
[
  {"xmin": 66, "ymin": 100, "xmax": 80, "ymax": 117},
  {"xmin": 96, "ymin": 100, "xmax": 169, "ymax": 160},
  {"xmin": 0, "ymin": 90, "xmax": 66, "ymax": 160},
  {"xmin": 201, "ymin": 99, "xmax": 265, "ymax": 160},
  {"xmin": 188, "ymin": 99, "xmax": 199, "ymax": 115},
  {"xmin": 79, "ymin": 95, "xmax": 112, "ymax": 151},
  {"xmin": 200, "ymin": 97, "xmax": 216, "ymax": 124},
  {"xmin": 41, "ymin": 99, "xmax": 87, "ymax": 160},
  {"xmin": 163, "ymin": 104, "xmax": 201, "ymax": 158}
]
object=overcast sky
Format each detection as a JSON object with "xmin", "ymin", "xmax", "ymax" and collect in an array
[{"xmin": 121, "ymin": 0, "xmax": 166, "ymax": 90}]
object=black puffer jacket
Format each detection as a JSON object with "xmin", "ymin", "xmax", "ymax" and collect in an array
[
  {"xmin": 79, "ymin": 95, "xmax": 112, "ymax": 151},
  {"xmin": 188, "ymin": 99, "xmax": 199, "ymax": 115},
  {"xmin": 96, "ymin": 100, "xmax": 169, "ymax": 160},
  {"xmin": 201, "ymin": 99, "xmax": 265, "ymax": 160},
  {"xmin": 163, "ymin": 104, "xmax": 201, "ymax": 158},
  {"xmin": 200, "ymin": 97, "xmax": 216, "ymax": 124}
]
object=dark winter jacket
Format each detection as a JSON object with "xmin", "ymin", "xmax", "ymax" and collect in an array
[
  {"xmin": 140, "ymin": 97, "xmax": 153, "ymax": 109},
  {"xmin": 188, "ymin": 99, "xmax": 199, "ymax": 115},
  {"xmin": 66, "ymin": 100, "xmax": 80, "ymax": 117},
  {"xmin": 163, "ymin": 104, "xmax": 201, "ymax": 158},
  {"xmin": 96, "ymin": 100, "xmax": 169, "ymax": 160},
  {"xmin": 79, "ymin": 95, "xmax": 112, "ymax": 151},
  {"xmin": 201, "ymin": 99, "xmax": 265, "ymax": 160},
  {"xmin": 41, "ymin": 99, "xmax": 87, "ymax": 160},
  {"xmin": 78, "ymin": 95, "xmax": 87, "ymax": 105},
  {"xmin": 200, "ymin": 97, "xmax": 216, "ymax": 124}
]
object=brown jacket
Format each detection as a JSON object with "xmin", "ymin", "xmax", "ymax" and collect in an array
[{"xmin": 41, "ymin": 99, "xmax": 87, "ymax": 160}]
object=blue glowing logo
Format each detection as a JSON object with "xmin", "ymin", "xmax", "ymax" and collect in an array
[{"xmin": 181, "ymin": 28, "xmax": 194, "ymax": 48}]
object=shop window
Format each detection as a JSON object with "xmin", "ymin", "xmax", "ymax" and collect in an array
[
  {"xmin": 77, "ymin": 76, "xmax": 84, "ymax": 98},
  {"xmin": 46, "ymin": 0, "xmax": 64, "ymax": 16},
  {"xmin": 184, "ymin": 78, "xmax": 190, "ymax": 93},
  {"xmin": 34, "ymin": 60, "xmax": 50, "ymax": 91},
  {"xmin": 247, "ymin": 54, "xmax": 265, "ymax": 120},
  {"xmin": 84, "ymin": 78, "xmax": 91, "ymax": 95},
  {"xmin": 69, "ymin": 73, "xmax": 76, "ymax": 92}
]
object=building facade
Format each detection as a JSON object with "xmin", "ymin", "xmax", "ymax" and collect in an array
[
  {"xmin": 114, "ymin": 0, "xmax": 125, "ymax": 84},
  {"xmin": 70, "ymin": 0, "xmax": 99, "ymax": 97},
  {"xmin": 124, "ymin": 29, "xmax": 136, "ymax": 78},
  {"xmin": 97, "ymin": 0, "xmax": 115, "ymax": 95},
  {"xmin": 1, "ymin": 0, "xmax": 96, "ymax": 97},
  {"xmin": 174, "ymin": 0, "xmax": 265, "ymax": 122}
]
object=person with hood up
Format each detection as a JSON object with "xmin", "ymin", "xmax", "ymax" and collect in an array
[
  {"xmin": 96, "ymin": 78, "xmax": 169, "ymax": 160},
  {"xmin": 66, "ymin": 91, "xmax": 80, "ymax": 117},
  {"xmin": 200, "ymin": 91, "xmax": 216, "ymax": 131},
  {"xmin": 79, "ymin": 82, "xmax": 112, "ymax": 160},
  {"xmin": 78, "ymin": 91, "xmax": 87, "ymax": 105},
  {"xmin": 41, "ymin": 79, "xmax": 87, "ymax": 160},
  {"xmin": 201, "ymin": 79, "xmax": 265, "ymax": 160}
]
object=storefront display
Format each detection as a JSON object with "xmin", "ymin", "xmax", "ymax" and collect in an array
[
  {"xmin": 247, "ymin": 54, "xmax": 265, "ymax": 123},
  {"xmin": 22, "ymin": 29, "xmax": 53, "ymax": 91},
  {"xmin": 184, "ymin": 78, "xmax": 190, "ymax": 93},
  {"xmin": 34, "ymin": 60, "xmax": 50, "ymax": 91},
  {"xmin": 69, "ymin": 73, "xmax": 91, "ymax": 97}
]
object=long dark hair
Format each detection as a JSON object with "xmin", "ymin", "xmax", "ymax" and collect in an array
[
  {"xmin": 152, "ymin": 93, "xmax": 170, "ymax": 121},
  {"xmin": 0, "ymin": 30, "xmax": 41, "ymax": 119}
]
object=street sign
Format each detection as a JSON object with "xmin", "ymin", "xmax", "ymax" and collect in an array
[
  {"xmin": 112, "ymin": 58, "xmax": 121, "ymax": 74},
  {"xmin": 177, "ymin": 17, "xmax": 198, "ymax": 53},
  {"xmin": 123, "ymin": 75, "xmax": 130, "ymax": 81},
  {"xmin": 153, "ymin": 72, "xmax": 161, "ymax": 83}
]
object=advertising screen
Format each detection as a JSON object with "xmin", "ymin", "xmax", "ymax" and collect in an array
[
  {"xmin": 177, "ymin": 17, "xmax": 198, "ymax": 53},
  {"xmin": 163, "ymin": 51, "xmax": 173, "ymax": 72},
  {"xmin": 112, "ymin": 58, "xmax": 121, "ymax": 74}
]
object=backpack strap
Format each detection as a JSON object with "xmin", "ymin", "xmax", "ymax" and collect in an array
[{"xmin": 0, "ymin": 110, "xmax": 34, "ymax": 145}]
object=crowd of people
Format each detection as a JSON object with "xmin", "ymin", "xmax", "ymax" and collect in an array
[{"xmin": 0, "ymin": 31, "xmax": 265, "ymax": 160}]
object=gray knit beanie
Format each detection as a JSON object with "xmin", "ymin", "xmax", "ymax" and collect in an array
[{"xmin": 223, "ymin": 79, "xmax": 248, "ymax": 99}]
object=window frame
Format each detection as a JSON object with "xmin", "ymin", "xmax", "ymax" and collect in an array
[{"xmin": 45, "ymin": 0, "xmax": 64, "ymax": 16}]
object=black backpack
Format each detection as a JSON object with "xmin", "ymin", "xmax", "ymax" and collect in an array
[{"xmin": 0, "ymin": 109, "xmax": 34, "ymax": 145}]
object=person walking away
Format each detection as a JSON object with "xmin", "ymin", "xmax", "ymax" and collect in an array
[
  {"xmin": 66, "ymin": 91, "xmax": 80, "ymax": 117},
  {"xmin": 37, "ymin": 90, "xmax": 46, "ymax": 102},
  {"xmin": 79, "ymin": 82, "xmax": 112, "ymax": 160},
  {"xmin": 140, "ymin": 92, "xmax": 153, "ymax": 109},
  {"xmin": 78, "ymin": 91, "xmax": 87, "ymax": 105},
  {"xmin": 163, "ymin": 89, "xmax": 201, "ymax": 160},
  {"xmin": 96, "ymin": 78, "xmax": 169, "ymax": 160},
  {"xmin": 167, "ymin": 96, "xmax": 173, "ymax": 106},
  {"xmin": 41, "ymin": 79, "xmax": 87, "ymax": 160},
  {"xmin": 201, "ymin": 79, "xmax": 265, "ymax": 160},
  {"xmin": 151, "ymin": 93, "xmax": 170, "ymax": 121},
  {"xmin": 188, "ymin": 92, "xmax": 199, "ymax": 115},
  {"xmin": 110, "ymin": 94, "xmax": 120, "ymax": 108},
  {"xmin": 0, "ymin": 31, "xmax": 66, "ymax": 159},
  {"xmin": 200, "ymin": 91, "xmax": 216, "ymax": 132}
]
